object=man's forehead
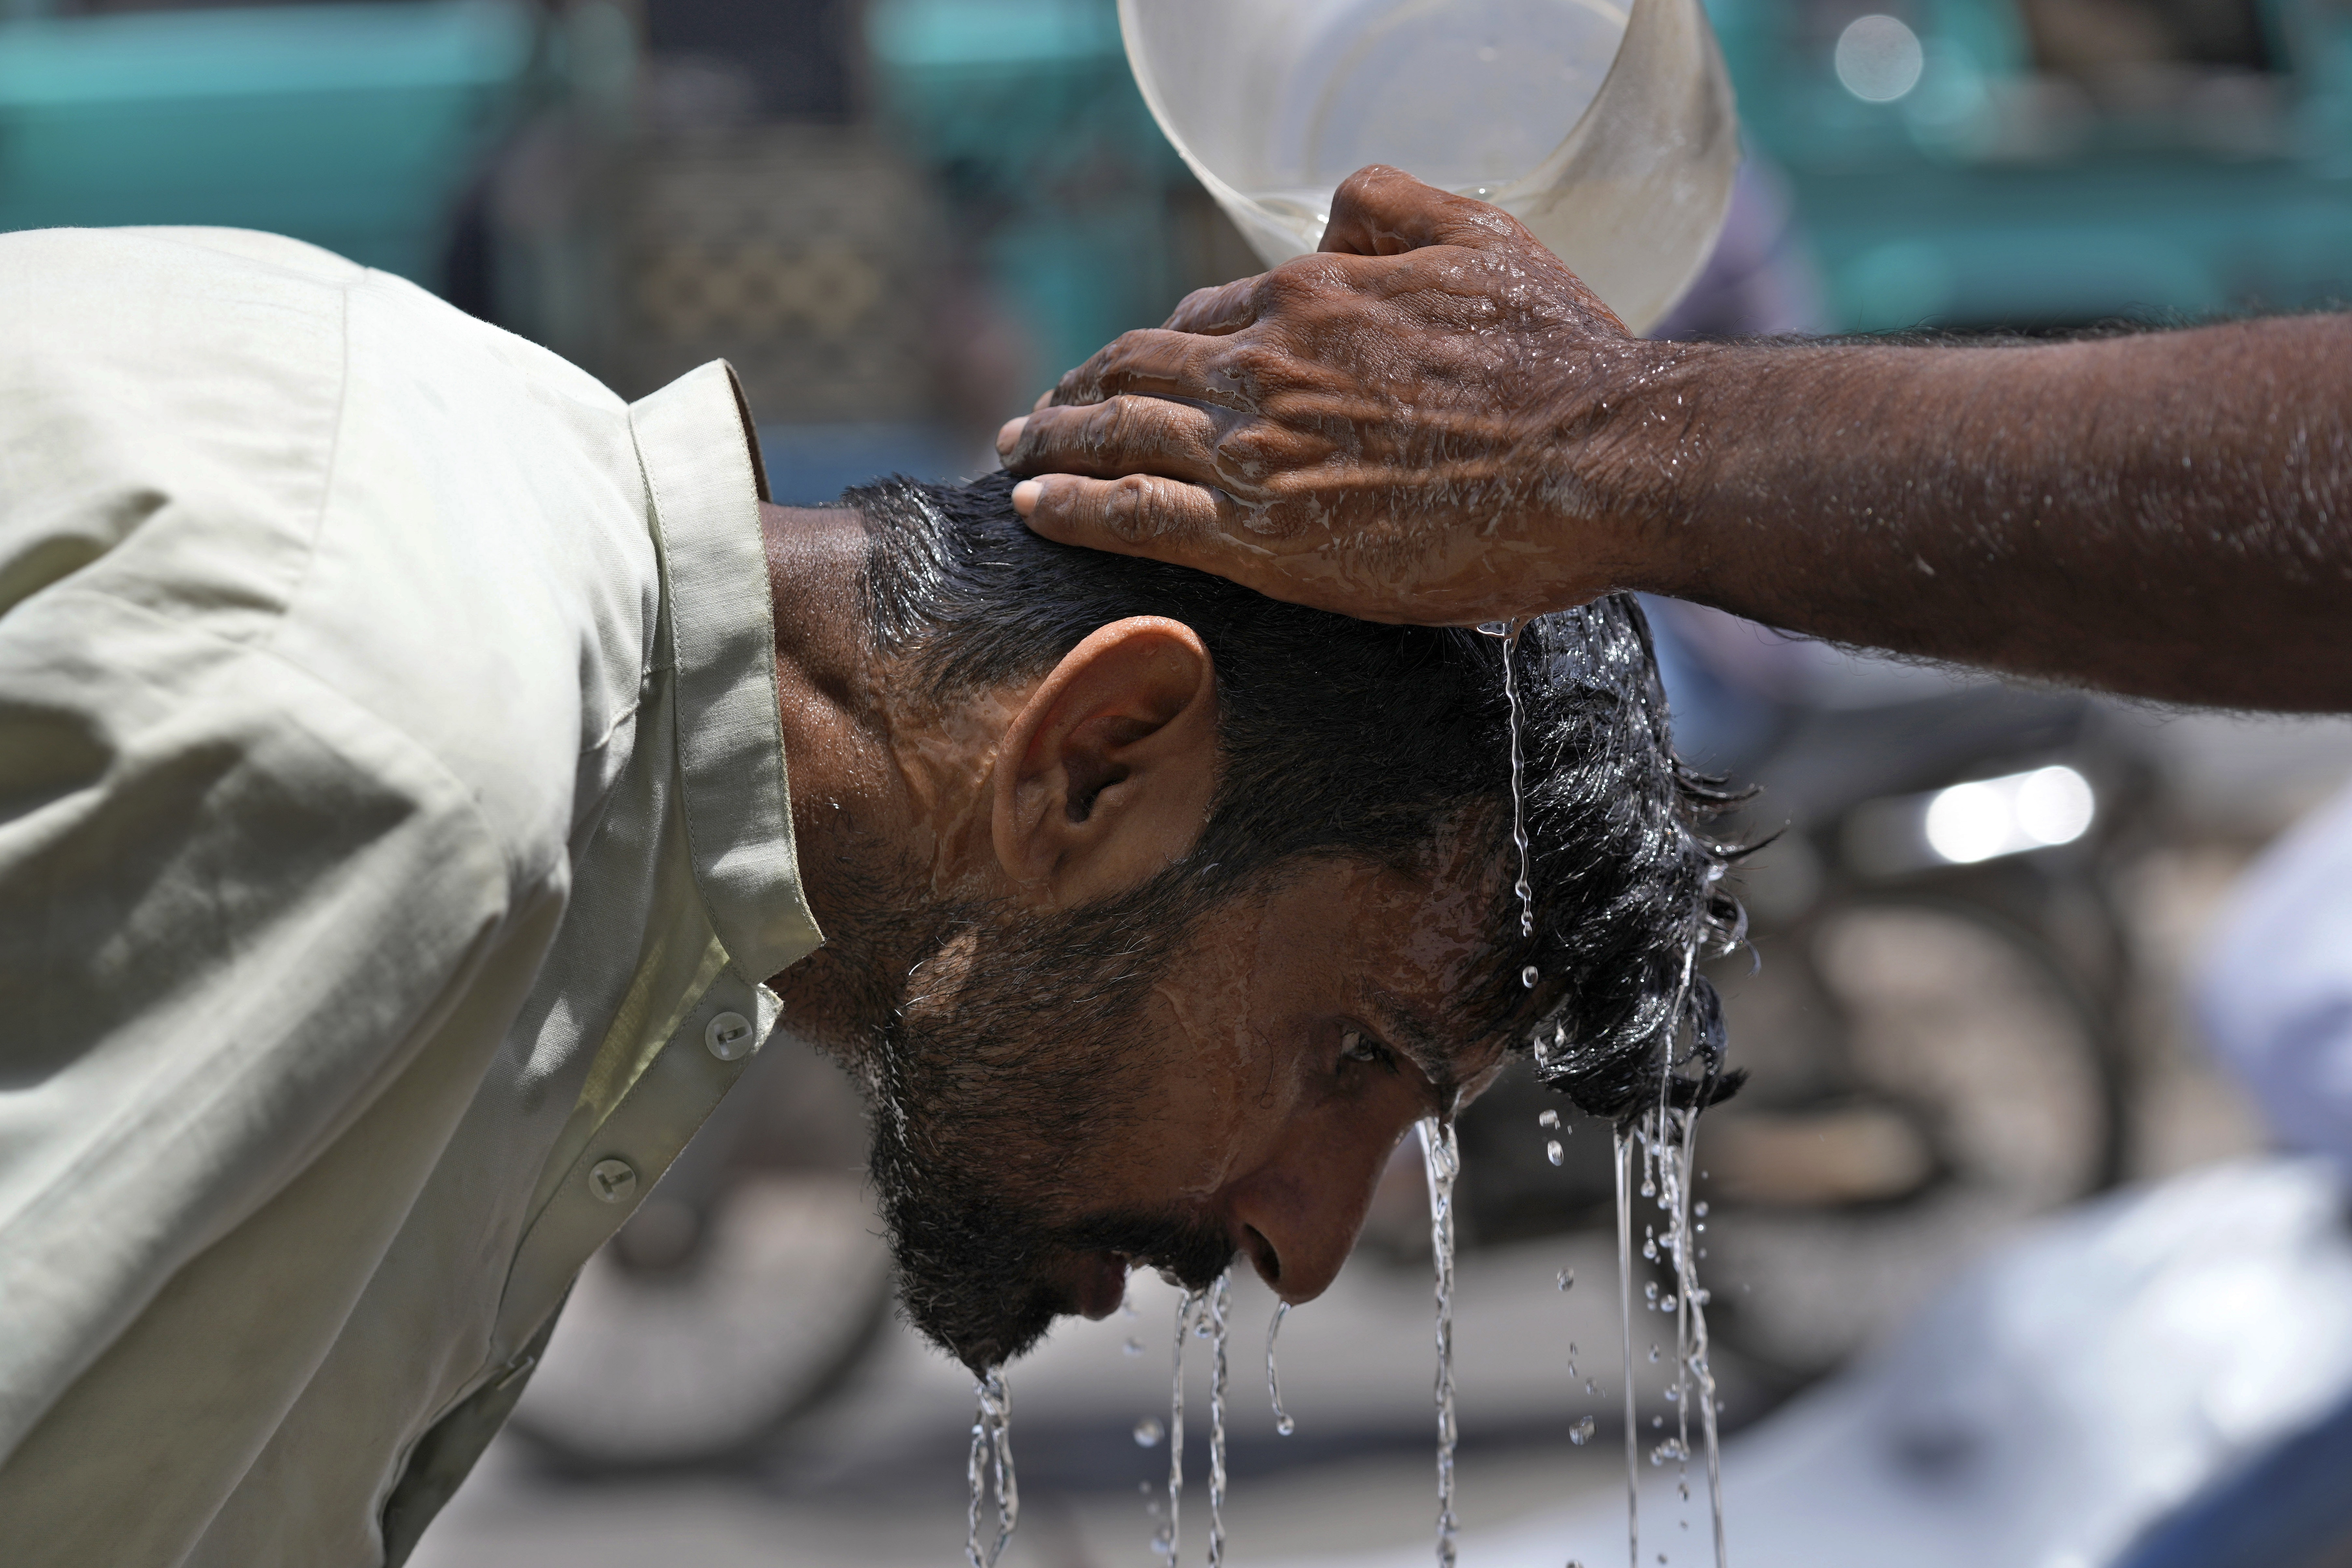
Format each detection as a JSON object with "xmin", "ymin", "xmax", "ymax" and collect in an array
[{"xmin": 1328, "ymin": 846, "xmax": 1519, "ymax": 1090}]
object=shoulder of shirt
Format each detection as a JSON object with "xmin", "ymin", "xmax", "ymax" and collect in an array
[
  {"xmin": 0, "ymin": 225, "xmax": 621, "ymax": 410},
  {"xmin": 0, "ymin": 226, "xmax": 654, "ymax": 874}
]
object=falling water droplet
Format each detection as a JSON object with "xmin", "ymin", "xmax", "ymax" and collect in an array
[
  {"xmin": 1645, "ymin": 1281, "xmax": 1659, "ymax": 1306},
  {"xmin": 1547, "ymin": 1139, "xmax": 1564, "ymax": 1166},
  {"xmin": 1421, "ymin": 1116, "xmax": 1462, "ymax": 1568},
  {"xmin": 1125, "ymin": 1338, "xmax": 1143, "ymax": 1356},
  {"xmin": 1267, "ymin": 1301, "xmax": 1297, "ymax": 1436},
  {"xmin": 1522, "ymin": 964, "xmax": 1540, "ymax": 988},
  {"xmin": 1693, "ymin": 1201, "xmax": 1709, "ymax": 1218},
  {"xmin": 1134, "ymin": 1417, "xmax": 1165, "ymax": 1448},
  {"xmin": 1557, "ymin": 1268, "xmax": 1575, "ymax": 1291},
  {"xmin": 1570, "ymin": 1414, "xmax": 1597, "ymax": 1445},
  {"xmin": 1539, "ymin": 1109, "xmax": 1561, "ymax": 1129}
]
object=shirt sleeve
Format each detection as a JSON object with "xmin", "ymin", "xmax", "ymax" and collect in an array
[
  {"xmin": 0, "ymin": 229, "xmax": 546, "ymax": 1466},
  {"xmin": 0, "ymin": 570, "xmax": 537, "ymax": 1463}
]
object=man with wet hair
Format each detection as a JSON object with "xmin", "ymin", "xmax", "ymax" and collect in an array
[
  {"xmin": 0, "ymin": 227, "xmax": 1725, "ymax": 1564},
  {"xmin": 803, "ymin": 472, "xmax": 1739, "ymax": 1367}
]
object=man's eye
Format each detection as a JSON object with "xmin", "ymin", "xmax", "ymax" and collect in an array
[{"xmin": 1340, "ymin": 1029, "xmax": 1391, "ymax": 1068}]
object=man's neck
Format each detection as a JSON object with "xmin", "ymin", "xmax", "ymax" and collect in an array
[{"xmin": 757, "ymin": 501, "xmax": 1011, "ymax": 1055}]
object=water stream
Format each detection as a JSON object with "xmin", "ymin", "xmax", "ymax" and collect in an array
[
  {"xmin": 1652, "ymin": 1101, "xmax": 1727, "ymax": 1567},
  {"xmin": 1600, "ymin": 1082, "xmax": 1728, "ymax": 1568},
  {"xmin": 1614, "ymin": 1126, "xmax": 1642, "ymax": 1568},
  {"xmin": 1207, "ymin": 1271, "xmax": 1232, "ymax": 1567},
  {"xmin": 963, "ymin": 1368, "xmax": 1016, "ymax": 1568},
  {"xmin": 1419, "ymin": 1115, "xmax": 1462, "ymax": 1568},
  {"xmin": 1155, "ymin": 1289, "xmax": 1204, "ymax": 1567}
]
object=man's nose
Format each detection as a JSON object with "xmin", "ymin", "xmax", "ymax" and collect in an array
[{"xmin": 1224, "ymin": 1125, "xmax": 1398, "ymax": 1304}]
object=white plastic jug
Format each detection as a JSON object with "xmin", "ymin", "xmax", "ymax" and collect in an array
[{"xmin": 1118, "ymin": 0, "xmax": 1738, "ymax": 334}]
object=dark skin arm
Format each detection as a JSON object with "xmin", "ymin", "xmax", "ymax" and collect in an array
[{"xmin": 999, "ymin": 166, "xmax": 2352, "ymax": 712}]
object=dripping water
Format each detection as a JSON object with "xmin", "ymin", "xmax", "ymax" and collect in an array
[
  {"xmin": 1650, "ymin": 1099, "xmax": 1728, "ymax": 1568},
  {"xmin": 1208, "ymin": 1271, "xmax": 1232, "ymax": 1568},
  {"xmin": 1155, "ymin": 1290, "xmax": 1203, "ymax": 1568},
  {"xmin": 1476, "ymin": 621, "xmax": 1536, "ymax": 953},
  {"xmin": 1267, "ymin": 1301, "xmax": 1296, "ymax": 1436},
  {"xmin": 1614, "ymin": 1127, "xmax": 1641, "ymax": 1568},
  {"xmin": 964, "ymin": 1368, "xmax": 1017, "ymax": 1568},
  {"xmin": 1419, "ymin": 1115, "xmax": 1462, "ymax": 1568}
]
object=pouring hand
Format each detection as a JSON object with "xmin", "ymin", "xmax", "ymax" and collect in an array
[{"xmin": 996, "ymin": 165, "xmax": 1685, "ymax": 627}]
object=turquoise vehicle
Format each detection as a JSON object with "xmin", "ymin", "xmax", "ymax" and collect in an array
[
  {"xmin": 1712, "ymin": 0, "xmax": 2352, "ymax": 328},
  {"xmin": 864, "ymin": 0, "xmax": 1194, "ymax": 398},
  {"xmin": 0, "ymin": 0, "xmax": 543, "ymax": 286},
  {"xmin": 866, "ymin": 0, "xmax": 2352, "ymax": 341}
]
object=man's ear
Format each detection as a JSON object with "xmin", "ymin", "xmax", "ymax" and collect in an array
[{"xmin": 990, "ymin": 616, "xmax": 1218, "ymax": 908}]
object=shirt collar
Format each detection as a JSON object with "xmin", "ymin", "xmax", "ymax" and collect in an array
[{"xmin": 628, "ymin": 360, "xmax": 825, "ymax": 983}]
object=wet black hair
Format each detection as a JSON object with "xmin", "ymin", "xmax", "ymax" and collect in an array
[{"xmin": 846, "ymin": 470, "xmax": 1742, "ymax": 1121}]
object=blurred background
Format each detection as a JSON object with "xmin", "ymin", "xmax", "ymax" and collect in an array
[{"xmin": 9, "ymin": 0, "xmax": 2352, "ymax": 1562}]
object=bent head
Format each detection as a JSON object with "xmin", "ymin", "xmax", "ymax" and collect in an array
[{"xmin": 796, "ymin": 472, "xmax": 1732, "ymax": 1371}]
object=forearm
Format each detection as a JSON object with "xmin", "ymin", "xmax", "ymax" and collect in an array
[{"xmin": 1603, "ymin": 317, "xmax": 2352, "ymax": 709}]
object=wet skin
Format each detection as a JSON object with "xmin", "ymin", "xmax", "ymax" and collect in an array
[
  {"xmin": 757, "ymin": 501, "xmax": 1516, "ymax": 1340},
  {"xmin": 1001, "ymin": 164, "xmax": 2352, "ymax": 711},
  {"xmin": 1014, "ymin": 839, "xmax": 1514, "ymax": 1320}
]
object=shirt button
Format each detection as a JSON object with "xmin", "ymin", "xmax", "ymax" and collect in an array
[
  {"xmin": 704, "ymin": 1010, "xmax": 755, "ymax": 1061},
  {"xmin": 588, "ymin": 1157, "xmax": 637, "ymax": 1204}
]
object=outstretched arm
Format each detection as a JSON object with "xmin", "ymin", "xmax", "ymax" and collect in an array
[{"xmin": 1000, "ymin": 166, "xmax": 2352, "ymax": 712}]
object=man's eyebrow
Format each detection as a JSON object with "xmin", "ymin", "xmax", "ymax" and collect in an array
[{"xmin": 1361, "ymin": 985, "xmax": 1464, "ymax": 1105}]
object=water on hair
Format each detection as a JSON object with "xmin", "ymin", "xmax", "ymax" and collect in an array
[{"xmin": 1476, "ymin": 622, "xmax": 1539, "ymax": 962}]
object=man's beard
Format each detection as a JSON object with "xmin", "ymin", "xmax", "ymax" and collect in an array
[{"xmin": 823, "ymin": 859, "xmax": 1242, "ymax": 1371}]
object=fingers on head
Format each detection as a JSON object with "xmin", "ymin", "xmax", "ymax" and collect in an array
[
  {"xmin": 1023, "ymin": 472, "xmax": 1226, "ymax": 553},
  {"xmin": 1051, "ymin": 328, "xmax": 1216, "ymax": 406},
  {"xmin": 1009, "ymin": 396, "xmax": 1221, "ymax": 483},
  {"xmin": 1164, "ymin": 276, "xmax": 1262, "ymax": 335},
  {"xmin": 1321, "ymin": 163, "xmax": 1540, "ymax": 257}
]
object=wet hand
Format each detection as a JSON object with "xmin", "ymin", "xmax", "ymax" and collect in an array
[{"xmin": 997, "ymin": 165, "xmax": 1672, "ymax": 627}]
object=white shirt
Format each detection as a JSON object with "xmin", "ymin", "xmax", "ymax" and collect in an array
[{"xmin": 0, "ymin": 227, "xmax": 824, "ymax": 1566}]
